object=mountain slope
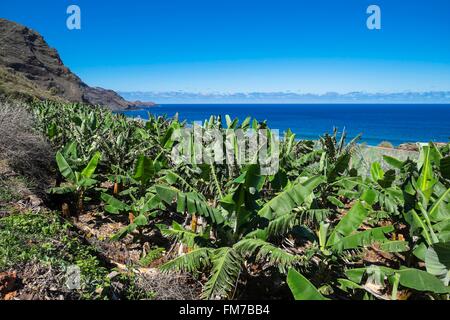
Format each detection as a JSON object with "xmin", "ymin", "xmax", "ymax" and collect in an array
[{"xmin": 0, "ymin": 18, "xmax": 153, "ymax": 110}]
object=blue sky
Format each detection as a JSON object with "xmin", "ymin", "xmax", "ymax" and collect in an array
[{"xmin": 1, "ymin": 0, "xmax": 450, "ymax": 94}]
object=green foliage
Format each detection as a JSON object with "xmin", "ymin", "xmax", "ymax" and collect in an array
[
  {"xmin": 202, "ymin": 247, "xmax": 243, "ymax": 300},
  {"xmin": 3, "ymin": 212, "xmax": 157, "ymax": 299},
  {"xmin": 0, "ymin": 212, "xmax": 123, "ymax": 299},
  {"xmin": 139, "ymin": 247, "xmax": 165, "ymax": 267},
  {"xmin": 426, "ymin": 242, "xmax": 450, "ymax": 286},
  {"xmin": 346, "ymin": 265, "xmax": 450, "ymax": 296},
  {"xmin": 287, "ymin": 268, "xmax": 328, "ymax": 300},
  {"xmin": 0, "ymin": 178, "xmax": 21, "ymax": 203},
  {"xmin": 258, "ymin": 176, "xmax": 324, "ymax": 220},
  {"xmin": 235, "ymin": 238, "xmax": 300, "ymax": 272},
  {"xmin": 156, "ymin": 185, "xmax": 225, "ymax": 225},
  {"xmin": 160, "ymin": 247, "xmax": 212, "ymax": 273},
  {"xmin": 50, "ymin": 150, "xmax": 102, "ymax": 214}
]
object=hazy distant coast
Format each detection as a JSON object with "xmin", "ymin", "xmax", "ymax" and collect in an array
[{"xmin": 120, "ymin": 91, "xmax": 450, "ymax": 104}]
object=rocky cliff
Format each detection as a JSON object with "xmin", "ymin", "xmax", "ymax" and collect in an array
[{"xmin": 0, "ymin": 19, "xmax": 154, "ymax": 110}]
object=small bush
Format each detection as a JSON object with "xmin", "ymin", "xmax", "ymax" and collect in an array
[
  {"xmin": 0, "ymin": 101, "xmax": 53, "ymax": 185},
  {"xmin": 377, "ymin": 141, "xmax": 394, "ymax": 149}
]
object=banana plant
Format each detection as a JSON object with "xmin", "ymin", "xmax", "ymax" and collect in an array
[
  {"xmin": 344, "ymin": 264, "xmax": 450, "ymax": 299},
  {"xmin": 100, "ymin": 154, "xmax": 166, "ymax": 239},
  {"xmin": 425, "ymin": 242, "xmax": 450, "ymax": 286},
  {"xmin": 50, "ymin": 150, "xmax": 101, "ymax": 216},
  {"xmin": 288, "ymin": 252, "xmax": 450, "ymax": 300},
  {"xmin": 156, "ymin": 165, "xmax": 321, "ymax": 299},
  {"xmin": 101, "ymin": 191, "xmax": 162, "ymax": 240},
  {"xmin": 400, "ymin": 143, "xmax": 450, "ymax": 260},
  {"xmin": 287, "ymin": 268, "xmax": 329, "ymax": 300},
  {"xmin": 364, "ymin": 161, "xmax": 404, "ymax": 215},
  {"xmin": 318, "ymin": 201, "xmax": 394, "ymax": 253}
]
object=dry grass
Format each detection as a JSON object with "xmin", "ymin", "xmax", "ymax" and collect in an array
[
  {"xmin": 0, "ymin": 66, "xmax": 67, "ymax": 103},
  {"xmin": 0, "ymin": 100, "xmax": 53, "ymax": 193},
  {"xmin": 135, "ymin": 270, "xmax": 201, "ymax": 300},
  {"xmin": 377, "ymin": 141, "xmax": 394, "ymax": 149}
]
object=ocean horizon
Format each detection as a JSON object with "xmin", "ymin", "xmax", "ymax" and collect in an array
[{"xmin": 122, "ymin": 104, "xmax": 450, "ymax": 146}]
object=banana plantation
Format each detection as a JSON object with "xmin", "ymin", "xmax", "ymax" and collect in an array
[{"xmin": 23, "ymin": 101, "xmax": 450, "ymax": 300}]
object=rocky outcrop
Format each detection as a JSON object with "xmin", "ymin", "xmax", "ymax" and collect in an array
[
  {"xmin": 0, "ymin": 19, "xmax": 154, "ymax": 110},
  {"xmin": 397, "ymin": 143, "xmax": 419, "ymax": 152}
]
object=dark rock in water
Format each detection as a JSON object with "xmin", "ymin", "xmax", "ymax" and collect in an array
[
  {"xmin": 0, "ymin": 18, "xmax": 154, "ymax": 110},
  {"xmin": 127, "ymin": 100, "xmax": 157, "ymax": 108}
]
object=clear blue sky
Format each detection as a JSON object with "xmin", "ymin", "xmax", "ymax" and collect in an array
[{"xmin": 1, "ymin": 0, "xmax": 450, "ymax": 93}]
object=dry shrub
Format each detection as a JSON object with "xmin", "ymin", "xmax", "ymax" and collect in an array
[
  {"xmin": 135, "ymin": 271, "xmax": 201, "ymax": 300},
  {"xmin": 0, "ymin": 100, "xmax": 53, "ymax": 188},
  {"xmin": 377, "ymin": 141, "xmax": 394, "ymax": 149}
]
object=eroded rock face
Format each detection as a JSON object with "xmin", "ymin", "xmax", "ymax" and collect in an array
[{"xmin": 0, "ymin": 18, "xmax": 153, "ymax": 110}]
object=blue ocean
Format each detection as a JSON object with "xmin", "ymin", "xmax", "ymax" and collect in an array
[{"xmin": 122, "ymin": 104, "xmax": 450, "ymax": 146}]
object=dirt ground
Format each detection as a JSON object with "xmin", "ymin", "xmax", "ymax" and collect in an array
[{"xmin": 0, "ymin": 160, "xmax": 201, "ymax": 300}]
